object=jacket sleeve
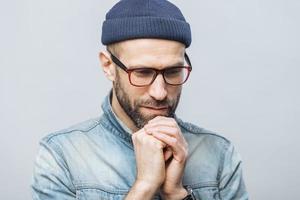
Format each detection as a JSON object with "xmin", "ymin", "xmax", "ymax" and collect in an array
[
  {"xmin": 31, "ymin": 140, "xmax": 76, "ymax": 200},
  {"xmin": 218, "ymin": 142, "xmax": 249, "ymax": 200}
]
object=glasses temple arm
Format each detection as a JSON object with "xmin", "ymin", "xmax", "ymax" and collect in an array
[
  {"xmin": 184, "ymin": 52, "xmax": 192, "ymax": 68},
  {"xmin": 106, "ymin": 48, "xmax": 128, "ymax": 72}
]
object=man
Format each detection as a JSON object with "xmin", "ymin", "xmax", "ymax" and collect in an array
[{"xmin": 32, "ymin": 0, "xmax": 248, "ymax": 199}]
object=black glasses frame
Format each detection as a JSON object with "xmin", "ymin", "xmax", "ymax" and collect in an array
[{"xmin": 107, "ymin": 49, "xmax": 192, "ymax": 87}]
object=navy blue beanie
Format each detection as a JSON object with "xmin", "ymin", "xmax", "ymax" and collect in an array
[{"xmin": 101, "ymin": 0, "xmax": 192, "ymax": 47}]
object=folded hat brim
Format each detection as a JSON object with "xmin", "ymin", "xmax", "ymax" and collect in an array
[{"xmin": 101, "ymin": 16, "xmax": 191, "ymax": 47}]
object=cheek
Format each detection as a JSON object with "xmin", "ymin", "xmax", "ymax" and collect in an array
[
  {"xmin": 118, "ymin": 74, "xmax": 136, "ymax": 93},
  {"xmin": 119, "ymin": 75, "xmax": 147, "ymax": 103},
  {"xmin": 167, "ymin": 86, "xmax": 182, "ymax": 98},
  {"xmin": 130, "ymin": 88, "xmax": 148, "ymax": 105}
]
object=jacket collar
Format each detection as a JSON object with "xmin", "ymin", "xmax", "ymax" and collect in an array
[{"xmin": 101, "ymin": 90, "xmax": 133, "ymax": 146}]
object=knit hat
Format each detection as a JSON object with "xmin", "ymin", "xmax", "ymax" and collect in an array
[{"xmin": 101, "ymin": 0, "xmax": 192, "ymax": 47}]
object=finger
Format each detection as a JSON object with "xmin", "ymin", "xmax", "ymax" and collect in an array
[
  {"xmin": 147, "ymin": 118, "xmax": 182, "ymax": 135},
  {"xmin": 133, "ymin": 128, "xmax": 167, "ymax": 149},
  {"xmin": 144, "ymin": 125, "xmax": 178, "ymax": 138},
  {"xmin": 144, "ymin": 124, "xmax": 187, "ymax": 146},
  {"xmin": 150, "ymin": 131, "xmax": 187, "ymax": 162},
  {"xmin": 148, "ymin": 116, "xmax": 176, "ymax": 124}
]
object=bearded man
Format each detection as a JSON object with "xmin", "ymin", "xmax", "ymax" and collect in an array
[{"xmin": 31, "ymin": 0, "xmax": 248, "ymax": 199}]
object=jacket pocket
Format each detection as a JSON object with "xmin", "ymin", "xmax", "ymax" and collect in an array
[{"xmin": 188, "ymin": 182, "xmax": 220, "ymax": 200}]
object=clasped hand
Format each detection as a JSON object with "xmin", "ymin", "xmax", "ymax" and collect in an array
[{"xmin": 131, "ymin": 116, "xmax": 188, "ymax": 199}]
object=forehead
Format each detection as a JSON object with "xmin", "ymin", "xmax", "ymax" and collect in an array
[{"xmin": 116, "ymin": 39, "xmax": 185, "ymax": 69}]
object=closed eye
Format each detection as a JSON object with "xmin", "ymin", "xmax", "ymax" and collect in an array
[
  {"xmin": 164, "ymin": 67, "xmax": 183, "ymax": 76},
  {"xmin": 132, "ymin": 68, "xmax": 155, "ymax": 77}
]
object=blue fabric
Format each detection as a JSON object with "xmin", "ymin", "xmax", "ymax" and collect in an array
[
  {"xmin": 31, "ymin": 92, "xmax": 248, "ymax": 199},
  {"xmin": 101, "ymin": 0, "xmax": 192, "ymax": 47}
]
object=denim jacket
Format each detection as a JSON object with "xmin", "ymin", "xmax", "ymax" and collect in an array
[{"xmin": 31, "ymin": 93, "xmax": 248, "ymax": 200}]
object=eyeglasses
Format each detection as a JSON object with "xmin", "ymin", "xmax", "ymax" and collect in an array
[{"xmin": 107, "ymin": 49, "xmax": 192, "ymax": 87}]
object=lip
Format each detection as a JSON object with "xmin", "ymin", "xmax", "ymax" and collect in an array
[
  {"xmin": 141, "ymin": 106, "xmax": 169, "ymax": 116},
  {"xmin": 142, "ymin": 106, "xmax": 168, "ymax": 110},
  {"xmin": 142, "ymin": 106, "xmax": 168, "ymax": 115}
]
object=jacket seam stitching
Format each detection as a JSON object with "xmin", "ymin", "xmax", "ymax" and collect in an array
[
  {"xmin": 40, "ymin": 141, "xmax": 77, "ymax": 193},
  {"xmin": 176, "ymin": 118, "xmax": 230, "ymax": 142},
  {"xmin": 219, "ymin": 160, "xmax": 242, "ymax": 191},
  {"xmin": 75, "ymin": 184, "xmax": 128, "ymax": 195},
  {"xmin": 44, "ymin": 119, "xmax": 101, "ymax": 143},
  {"xmin": 216, "ymin": 141, "xmax": 231, "ymax": 184}
]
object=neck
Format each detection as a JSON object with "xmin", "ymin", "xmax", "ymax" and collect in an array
[{"xmin": 111, "ymin": 89, "xmax": 139, "ymax": 133}]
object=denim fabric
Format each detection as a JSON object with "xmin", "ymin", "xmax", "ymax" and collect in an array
[{"xmin": 31, "ymin": 92, "xmax": 248, "ymax": 200}]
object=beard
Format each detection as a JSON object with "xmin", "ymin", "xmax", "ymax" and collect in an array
[{"xmin": 113, "ymin": 74, "xmax": 181, "ymax": 129}]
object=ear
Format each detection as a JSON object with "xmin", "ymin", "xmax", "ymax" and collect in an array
[{"xmin": 99, "ymin": 51, "xmax": 116, "ymax": 81}]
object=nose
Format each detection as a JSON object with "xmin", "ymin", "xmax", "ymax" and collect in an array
[{"xmin": 148, "ymin": 74, "xmax": 168, "ymax": 101}]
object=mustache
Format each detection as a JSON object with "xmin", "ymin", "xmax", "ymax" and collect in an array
[{"xmin": 138, "ymin": 99, "xmax": 173, "ymax": 108}]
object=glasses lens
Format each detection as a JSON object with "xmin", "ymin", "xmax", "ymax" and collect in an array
[
  {"xmin": 130, "ymin": 68, "xmax": 156, "ymax": 86},
  {"xmin": 164, "ymin": 67, "xmax": 190, "ymax": 85}
]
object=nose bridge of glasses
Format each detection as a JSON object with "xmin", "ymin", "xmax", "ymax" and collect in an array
[
  {"xmin": 150, "ymin": 70, "xmax": 166, "ymax": 85},
  {"xmin": 149, "ymin": 75, "xmax": 168, "ymax": 99}
]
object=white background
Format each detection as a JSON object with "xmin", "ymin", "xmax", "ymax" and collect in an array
[{"xmin": 1, "ymin": 0, "xmax": 299, "ymax": 199}]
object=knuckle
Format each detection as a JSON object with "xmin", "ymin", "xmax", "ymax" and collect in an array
[
  {"xmin": 183, "ymin": 149, "xmax": 188, "ymax": 157},
  {"xmin": 170, "ymin": 119, "xmax": 177, "ymax": 126},
  {"xmin": 135, "ymin": 133, "xmax": 141, "ymax": 141},
  {"xmin": 170, "ymin": 138, "xmax": 178, "ymax": 146},
  {"xmin": 131, "ymin": 134, "xmax": 136, "ymax": 140},
  {"xmin": 156, "ymin": 143, "xmax": 163, "ymax": 149},
  {"xmin": 172, "ymin": 128, "xmax": 179, "ymax": 135},
  {"xmin": 156, "ymin": 140, "xmax": 165, "ymax": 149},
  {"xmin": 135, "ymin": 132, "xmax": 146, "ymax": 143}
]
